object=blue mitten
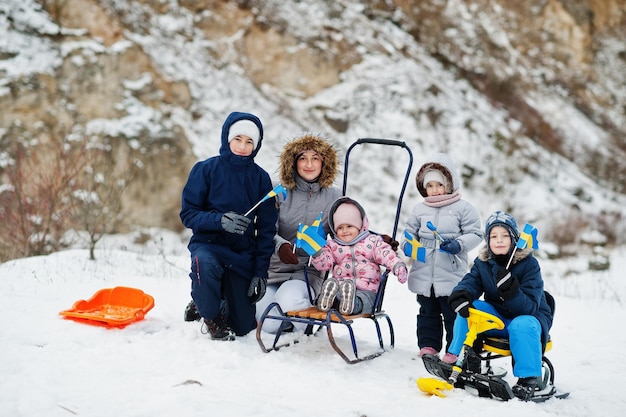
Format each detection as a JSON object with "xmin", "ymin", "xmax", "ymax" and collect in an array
[{"xmin": 440, "ymin": 239, "xmax": 461, "ymax": 254}]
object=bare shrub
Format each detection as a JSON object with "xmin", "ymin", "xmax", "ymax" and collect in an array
[
  {"xmin": 69, "ymin": 137, "xmax": 139, "ymax": 260},
  {"xmin": 0, "ymin": 126, "xmax": 138, "ymax": 262},
  {"xmin": 0, "ymin": 131, "xmax": 89, "ymax": 261}
]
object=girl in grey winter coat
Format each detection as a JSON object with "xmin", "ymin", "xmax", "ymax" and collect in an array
[
  {"xmin": 403, "ymin": 152, "xmax": 483, "ymax": 358},
  {"xmin": 255, "ymin": 134, "xmax": 342, "ymax": 333}
]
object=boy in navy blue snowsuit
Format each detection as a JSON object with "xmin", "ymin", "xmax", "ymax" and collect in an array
[
  {"xmin": 180, "ymin": 112, "xmax": 278, "ymax": 340},
  {"xmin": 444, "ymin": 211, "xmax": 554, "ymax": 401}
]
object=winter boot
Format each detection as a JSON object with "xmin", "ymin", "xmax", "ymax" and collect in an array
[
  {"xmin": 512, "ymin": 377, "xmax": 538, "ymax": 401},
  {"xmin": 317, "ymin": 278, "xmax": 340, "ymax": 311},
  {"xmin": 202, "ymin": 314, "xmax": 235, "ymax": 341},
  {"xmin": 441, "ymin": 352, "xmax": 457, "ymax": 363},
  {"xmin": 338, "ymin": 279, "xmax": 356, "ymax": 315},
  {"xmin": 419, "ymin": 347, "xmax": 439, "ymax": 357},
  {"xmin": 184, "ymin": 299, "xmax": 201, "ymax": 322}
]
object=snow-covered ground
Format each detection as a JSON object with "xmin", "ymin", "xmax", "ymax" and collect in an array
[{"xmin": 1, "ymin": 229, "xmax": 625, "ymax": 417}]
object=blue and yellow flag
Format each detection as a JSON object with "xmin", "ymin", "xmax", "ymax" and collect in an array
[
  {"xmin": 310, "ymin": 211, "xmax": 325, "ymax": 239},
  {"xmin": 517, "ymin": 223, "xmax": 539, "ymax": 250},
  {"xmin": 245, "ymin": 184, "xmax": 288, "ymax": 216},
  {"xmin": 262, "ymin": 184, "xmax": 287, "ymax": 202},
  {"xmin": 296, "ymin": 223, "xmax": 327, "ymax": 256},
  {"xmin": 426, "ymin": 221, "xmax": 444, "ymax": 243},
  {"xmin": 403, "ymin": 230, "xmax": 426, "ymax": 263}
]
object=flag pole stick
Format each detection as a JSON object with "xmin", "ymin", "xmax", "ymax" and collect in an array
[
  {"xmin": 505, "ymin": 247, "xmax": 517, "ymax": 270},
  {"xmin": 505, "ymin": 240, "xmax": 527, "ymax": 269},
  {"xmin": 245, "ymin": 184, "xmax": 286, "ymax": 217},
  {"xmin": 428, "ymin": 222, "xmax": 461, "ymax": 263},
  {"xmin": 244, "ymin": 201, "xmax": 263, "ymax": 217}
]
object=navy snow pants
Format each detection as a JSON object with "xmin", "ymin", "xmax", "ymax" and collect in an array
[{"xmin": 188, "ymin": 243, "xmax": 256, "ymax": 336}]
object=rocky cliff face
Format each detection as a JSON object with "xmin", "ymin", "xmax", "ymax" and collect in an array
[
  {"xmin": 1, "ymin": 0, "xmax": 625, "ymax": 251},
  {"xmin": 395, "ymin": 0, "xmax": 626, "ymax": 181}
]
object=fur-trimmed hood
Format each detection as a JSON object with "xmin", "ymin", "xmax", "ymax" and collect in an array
[
  {"xmin": 477, "ymin": 244, "xmax": 532, "ymax": 264},
  {"xmin": 415, "ymin": 153, "xmax": 461, "ymax": 197},
  {"xmin": 279, "ymin": 134, "xmax": 338, "ymax": 189}
]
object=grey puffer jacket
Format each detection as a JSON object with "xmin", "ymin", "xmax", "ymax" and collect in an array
[
  {"xmin": 404, "ymin": 153, "xmax": 483, "ymax": 297},
  {"xmin": 267, "ymin": 134, "xmax": 341, "ymax": 295}
]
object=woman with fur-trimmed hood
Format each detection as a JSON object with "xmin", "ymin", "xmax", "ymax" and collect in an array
[{"xmin": 255, "ymin": 134, "xmax": 342, "ymax": 333}]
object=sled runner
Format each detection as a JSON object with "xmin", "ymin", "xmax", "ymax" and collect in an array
[
  {"xmin": 418, "ymin": 307, "xmax": 569, "ymax": 402},
  {"xmin": 256, "ymin": 138, "xmax": 413, "ymax": 364},
  {"xmin": 59, "ymin": 286, "xmax": 155, "ymax": 328}
]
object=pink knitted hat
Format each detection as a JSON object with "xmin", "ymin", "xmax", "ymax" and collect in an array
[{"xmin": 333, "ymin": 202, "xmax": 363, "ymax": 231}]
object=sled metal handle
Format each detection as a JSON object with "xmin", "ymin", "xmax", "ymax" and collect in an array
[
  {"xmin": 343, "ymin": 138, "xmax": 413, "ymax": 240},
  {"xmin": 351, "ymin": 138, "xmax": 408, "ymax": 147}
]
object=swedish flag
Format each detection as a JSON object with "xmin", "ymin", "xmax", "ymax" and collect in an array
[
  {"xmin": 296, "ymin": 223, "xmax": 327, "ymax": 256},
  {"xmin": 310, "ymin": 212, "xmax": 325, "ymax": 238},
  {"xmin": 262, "ymin": 184, "xmax": 287, "ymax": 202},
  {"xmin": 517, "ymin": 224, "xmax": 539, "ymax": 250},
  {"xmin": 403, "ymin": 230, "xmax": 426, "ymax": 263}
]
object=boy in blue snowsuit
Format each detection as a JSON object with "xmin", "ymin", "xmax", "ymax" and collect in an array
[
  {"xmin": 180, "ymin": 112, "xmax": 278, "ymax": 341},
  {"xmin": 444, "ymin": 211, "xmax": 554, "ymax": 401}
]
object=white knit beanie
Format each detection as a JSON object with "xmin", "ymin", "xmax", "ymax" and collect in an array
[
  {"xmin": 423, "ymin": 170, "xmax": 446, "ymax": 188},
  {"xmin": 228, "ymin": 119, "xmax": 260, "ymax": 149}
]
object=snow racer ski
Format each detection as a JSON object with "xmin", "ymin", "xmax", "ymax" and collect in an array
[{"xmin": 418, "ymin": 308, "xmax": 569, "ymax": 402}]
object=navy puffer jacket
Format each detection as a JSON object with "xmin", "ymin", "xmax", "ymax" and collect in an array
[
  {"xmin": 179, "ymin": 112, "xmax": 278, "ymax": 278},
  {"xmin": 452, "ymin": 246, "xmax": 554, "ymax": 345}
]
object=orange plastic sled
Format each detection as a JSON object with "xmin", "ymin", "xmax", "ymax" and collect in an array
[{"xmin": 59, "ymin": 286, "xmax": 155, "ymax": 328}]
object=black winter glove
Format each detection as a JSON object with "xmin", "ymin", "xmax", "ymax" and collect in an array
[
  {"xmin": 278, "ymin": 243, "xmax": 299, "ymax": 264},
  {"xmin": 448, "ymin": 290, "xmax": 474, "ymax": 318},
  {"xmin": 496, "ymin": 267, "xmax": 520, "ymax": 299},
  {"xmin": 380, "ymin": 234, "xmax": 400, "ymax": 252},
  {"xmin": 440, "ymin": 239, "xmax": 462, "ymax": 254},
  {"xmin": 247, "ymin": 276, "xmax": 267, "ymax": 304},
  {"xmin": 221, "ymin": 212, "xmax": 251, "ymax": 235}
]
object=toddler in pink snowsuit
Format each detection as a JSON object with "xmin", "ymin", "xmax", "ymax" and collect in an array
[{"xmin": 311, "ymin": 197, "xmax": 407, "ymax": 315}]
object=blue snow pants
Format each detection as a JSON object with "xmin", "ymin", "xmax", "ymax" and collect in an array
[
  {"xmin": 188, "ymin": 243, "xmax": 256, "ymax": 336},
  {"xmin": 448, "ymin": 300, "xmax": 543, "ymax": 377}
]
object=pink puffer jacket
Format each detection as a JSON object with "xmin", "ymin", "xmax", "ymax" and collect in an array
[{"xmin": 311, "ymin": 233, "xmax": 403, "ymax": 292}]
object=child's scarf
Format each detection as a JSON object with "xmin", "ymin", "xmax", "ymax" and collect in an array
[{"xmin": 424, "ymin": 190, "xmax": 461, "ymax": 208}]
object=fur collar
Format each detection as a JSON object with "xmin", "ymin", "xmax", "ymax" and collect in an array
[{"xmin": 477, "ymin": 245, "xmax": 533, "ymax": 264}]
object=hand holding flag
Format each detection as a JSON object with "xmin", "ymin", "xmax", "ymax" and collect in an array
[
  {"xmin": 244, "ymin": 184, "xmax": 287, "ymax": 216},
  {"xmin": 403, "ymin": 230, "xmax": 426, "ymax": 263},
  {"xmin": 426, "ymin": 221, "xmax": 444, "ymax": 243},
  {"xmin": 296, "ymin": 223, "xmax": 327, "ymax": 256},
  {"xmin": 426, "ymin": 221, "xmax": 461, "ymax": 262}
]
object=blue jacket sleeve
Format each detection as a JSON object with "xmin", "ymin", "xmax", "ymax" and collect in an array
[
  {"xmin": 500, "ymin": 256, "xmax": 544, "ymax": 316},
  {"xmin": 452, "ymin": 259, "xmax": 485, "ymax": 299},
  {"xmin": 180, "ymin": 162, "xmax": 223, "ymax": 233}
]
